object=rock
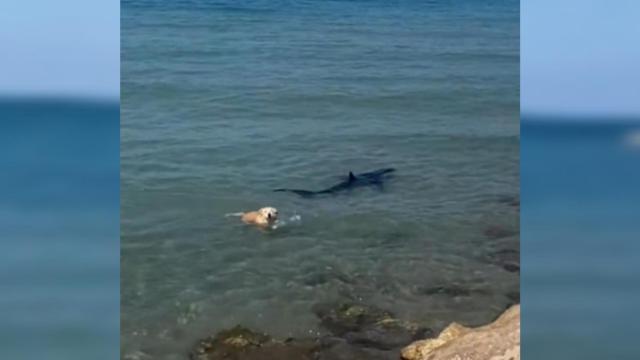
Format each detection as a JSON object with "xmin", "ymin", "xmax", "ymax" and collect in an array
[
  {"xmin": 401, "ymin": 305, "xmax": 520, "ymax": 360},
  {"xmin": 420, "ymin": 284, "xmax": 472, "ymax": 297},
  {"xmin": 312, "ymin": 302, "xmax": 394, "ymax": 336},
  {"xmin": 301, "ymin": 267, "xmax": 355, "ymax": 287},
  {"xmin": 302, "ymin": 273, "xmax": 330, "ymax": 286},
  {"xmin": 486, "ymin": 248, "xmax": 520, "ymax": 273},
  {"xmin": 343, "ymin": 318, "xmax": 433, "ymax": 350},
  {"xmin": 190, "ymin": 325, "xmax": 319, "ymax": 360},
  {"xmin": 506, "ymin": 291, "xmax": 519, "ymax": 302},
  {"xmin": 484, "ymin": 225, "xmax": 517, "ymax": 239},
  {"xmin": 417, "ymin": 284, "xmax": 491, "ymax": 298},
  {"xmin": 503, "ymin": 263, "xmax": 520, "ymax": 273},
  {"xmin": 316, "ymin": 338, "xmax": 396, "ymax": 360},
  {"xmin": 506, "ymin": 291, "xmax": 520, "ymax": 307},
  {"xmin": 313, "ymin": 302, "xmax": 430, "ymax": 351},
  {"xmin": 189, "ymin": 324, "xmax": 404, "ymax": 360},
  {"xmin": 497, "ymin": 195, "xmax": 520, "ymax": 209}
]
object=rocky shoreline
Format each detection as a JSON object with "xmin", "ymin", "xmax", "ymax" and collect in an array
[
  {"xmin": 186, "ymin": 214, "xmax": 520, "ymax": 360},
  {"xmin": 188, "ymin": 301, "xmax": 520, "ymax": 360},
  {"xmin": 127, "ymin": 197, "xmax": 520, "ymax": 360},
  {"xmin": 401, "ymin": 305, "xmax": 520, "ymax": 360}
]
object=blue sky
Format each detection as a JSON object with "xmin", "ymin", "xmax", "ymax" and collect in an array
[
  {"xmin": 0, "ymin": 0, "xmax": 119, "ymax": 99},
  {"xmin": 522, "ymin": 0, "xmax": 640, "ymax": 116}
]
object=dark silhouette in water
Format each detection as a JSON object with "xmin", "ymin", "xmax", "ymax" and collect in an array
[{"xmin": 274, "ymin": 168, "xmax": 396, "ymax": 197}]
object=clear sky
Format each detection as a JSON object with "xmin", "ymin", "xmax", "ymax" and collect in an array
[
  {"xmin": 522, "ymin": 0, "xmax": 640, "ymax": 116},
  {"xmin": 0, "ymin": 0, "xmax": 119, "ymax": 99}
]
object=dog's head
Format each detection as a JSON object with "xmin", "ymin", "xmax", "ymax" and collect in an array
[{"xmin": 259, "ymin": 207, "xmax": 279, "ymax": 222}]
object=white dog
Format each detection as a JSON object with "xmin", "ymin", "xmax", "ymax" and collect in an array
[{"xmin": 239, "ymin": 207, "xmax": 279, "ymax": 228}]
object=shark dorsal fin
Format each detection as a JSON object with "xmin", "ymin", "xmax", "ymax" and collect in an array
[{"xmin": 348, "ymin": 171, "xmax": 356, "ymax": 182}]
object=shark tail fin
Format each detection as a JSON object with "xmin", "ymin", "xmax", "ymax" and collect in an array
[{"xmin": 348, "ymin": 171, "xmax": 356, "ymax": 182}]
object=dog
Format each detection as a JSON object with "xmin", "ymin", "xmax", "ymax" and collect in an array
[{"xmin": 239, "ymin": 207, "xmax": 279, "ymax": 228}]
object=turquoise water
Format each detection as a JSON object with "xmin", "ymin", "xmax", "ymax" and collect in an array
[
  {"xmin": 522, "ymin": 119, "xmax": 640, "ymax": 359},
  {"xmin": 121, "ymin": 0, "xmax": 519, "ymax": 358},
  {"xmin": 0, "ymin": 99, "xmax": 119, "ymax": 359}
]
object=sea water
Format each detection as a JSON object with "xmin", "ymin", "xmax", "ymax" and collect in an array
[{"xmin": 121, "ymin": 0, "xmax": 519, "ymax": 357}]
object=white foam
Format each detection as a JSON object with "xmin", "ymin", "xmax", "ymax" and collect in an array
[
  {"xmin": 271, "ymin": 214, "xmax": 302, "ymax": 230},
  {"xmin": 224, "ymin": 212, "xmax": 244, "ymax": 217}
]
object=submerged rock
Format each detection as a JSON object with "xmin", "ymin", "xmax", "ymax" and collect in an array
[
  {"xmin": 191, "ymin": 301, "xmax": 519, "ymax": 360},
  {"xmin": 313, "ymin": 302, "xmax": 430, "ymax": 351},
  {"xmin": 190, "ymin": 325, "xmax": 400, "ymax": 360},
  {"xmin": 316, "ymin": 338, "xmax": 396, "ymax": 360},
  {"xmin": 312, "ymin": 302, "xmax": 394, "ymax": 336},
  {"xmin": 498, "ymin": 195, "xmax": 520, "ymax": 209},
  {"xmin": 506, "ymin": 291, "xmax": 520, "ymax": 307},
  {"xmin": 484, "ymin": 225, "xmax": 518, "ymax": 239},
  {"xmin": 401, "ymin": 305, "xmax": 520, "ymax": 360},
  {"xmin": 417, "ymin": 284, "xmax": 491, "ymax": 298},
  {"xmin": 302, "ymin": 272, "xmax": 330, "ymax": 287},
  {"xmin": 486, "ymin": 248, "xmax": 520, "ymax": 273},
  {"xmin": 503, "ymin": 263, "xmax": 520, "ymax": 273},
  {"xmin": 420, "ymin": 285, "xmax": 471, "ymax": 297},
  {"xmin": 190, "ymin": 325, "xmax": 318, "ymax": 360},
  {"xmin": 343, "ymin": 318, "xmax": 433, "ymax": 350}
]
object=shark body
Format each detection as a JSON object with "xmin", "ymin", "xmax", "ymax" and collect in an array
[{"xmin": 274, "ymin": 168, "xmax": 396, "ymax": 197}]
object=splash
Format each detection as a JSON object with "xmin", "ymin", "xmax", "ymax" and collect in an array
[
  {"xmin": 271, "ymin": 214, "xmax": 302, "ymax": 230},
  {"xmin": 224, "ymin": 212, "xmax": 244, "ymax": 217}
]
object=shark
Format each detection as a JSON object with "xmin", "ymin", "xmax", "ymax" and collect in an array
[{"xmin": 274, "ymin": 168, "xmax": 396, "ymax": 197}]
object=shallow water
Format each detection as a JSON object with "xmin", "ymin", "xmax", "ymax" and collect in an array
[{"xmin": 121, "ymin": 0, "xmax": 519, "ymax": 357}]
